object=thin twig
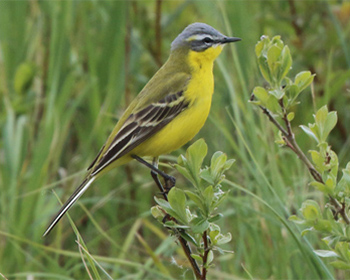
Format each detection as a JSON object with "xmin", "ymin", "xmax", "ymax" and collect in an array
[
  {"xmin": 259, "ymin": 105, "xmax": 350, "ymax": 224},
  {"xmin": 178, "ymin": 232, "xmax": 202, "ymax": 279},
  {"xmin": 259, "ymin": 106, "xmax": 289, "ymax": 136},
  {"xmin": 201, "ymin": 230, "xmax": 209, "ymax": 280},
  {"xmin": 153, "ymin": 175, "xmax": 202, "ymax": 279}
]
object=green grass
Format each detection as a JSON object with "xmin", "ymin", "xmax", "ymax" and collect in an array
[{"xmin": 1, "ymin": 0, "xmax": 349, "ymax": 279}]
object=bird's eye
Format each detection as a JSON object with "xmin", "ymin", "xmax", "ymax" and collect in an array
[{"xmin": 203, "ymin": 37, "xmax": 213, "ymax": 44}]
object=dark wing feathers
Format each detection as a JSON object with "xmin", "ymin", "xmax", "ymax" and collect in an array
[
  {"xmin": 87, "ymin": 144, "xmax": 105, "ymax": 171},
  {"xmin": 91, "ymin": 91, "xmax": 189, "ymax": 176}
]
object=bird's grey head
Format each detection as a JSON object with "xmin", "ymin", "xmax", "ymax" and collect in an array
[{"xmin": 171, "ymin": 22, "xmax": 241, "ymax": 52}]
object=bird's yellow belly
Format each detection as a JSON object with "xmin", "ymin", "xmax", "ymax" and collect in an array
[{"xmin": 133, "ymin": 96, "xmax": 212, "ymax": 157}]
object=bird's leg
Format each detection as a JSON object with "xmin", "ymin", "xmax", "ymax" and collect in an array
[
  {"xmin": 151, "ymin": 158, "xmax": 174, "ymax": 223},
  {"xmin": 131, "ymin": 155, "xmax": 176, "ymax": 195},
  {"xmin": 150, "ymin": 157, "xmax": 166, "ymax": 197}
]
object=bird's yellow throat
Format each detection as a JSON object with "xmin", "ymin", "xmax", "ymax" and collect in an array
[{"xmin": 188, "ymin": 44, "xmax": 224, "ymax": 71}]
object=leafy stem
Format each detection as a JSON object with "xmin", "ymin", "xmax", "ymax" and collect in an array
[
  {"xmin": 152, "ymin": 139, "xmax": 234, "ymax": 279},
  {"xmin": 158, "ymin": 187, "xmax": 202, "ymax": 279},
  {"xmin": 257, "ymin": 104, "xmax": 350, "ymax": 225}
]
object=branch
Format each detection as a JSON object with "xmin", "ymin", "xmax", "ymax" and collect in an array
[
  {"xmin": 259, "ymin": 105, "xmax": 350, "ymax": 224},
  {"xmin": 158, "ymin": 183, "xmax": 202, "ymax": 279},
  {"xmin": 201, "ymin": 230, "xmax": 209, "ymax": 280},
  {"xmin": 178, "ymin": 233, "xmax": 202, "ymax": 280},
  {"xmin": 259, "ymin": 106, "xmax": 288, "ymax": 136}
]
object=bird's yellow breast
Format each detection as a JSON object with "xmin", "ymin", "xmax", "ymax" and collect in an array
[{"xmin": 133, "ymin": 46, "xmax": 223, "ymax": 157}]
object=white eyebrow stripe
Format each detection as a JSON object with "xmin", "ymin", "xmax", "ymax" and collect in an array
[{"xmin": 186, "ymin": 34, "xmax": 213, "ymax": 42}]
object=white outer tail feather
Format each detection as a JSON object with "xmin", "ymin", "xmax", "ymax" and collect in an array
[{"xmin": 43, "ymin": 176, "xmax": 96, "ymax": 237}]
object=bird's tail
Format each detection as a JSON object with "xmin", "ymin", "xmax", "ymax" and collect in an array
[{"xmin": 43, "ymin": 176, "xmax": 96, "ymax": 237}]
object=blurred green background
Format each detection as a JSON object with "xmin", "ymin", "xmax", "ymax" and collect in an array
[{"xmin": 0, "ymin": 0, "xmax": 349, "ymax": 279}]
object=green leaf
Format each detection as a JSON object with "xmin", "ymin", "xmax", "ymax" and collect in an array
[
  {"xmin": 275, "ymin": 130, "xmax": 286, "ymax": 145},
  {"xmin": 287, "ymin": 112, "xmax": 295, "ymax": 122},
  {"xmin": 314, "ymin": 250, "xmax": 338, "ymax": 258},
  {"xmin": 315, "ymin": 106, "xmax": 328, "ymax": 126},
  {"xmin": 210, "ymin": 223, "xmax": 220, "ymax": 232},
  {"xmin": 180, "ymin": 231, "xmax": 198, "ymax": 246},
  {"xmin": 278, "ymin": 45, "xmax": 292, "ymax": 82},
  {"xmin": 300, "ymin": 106, "xmax": 337, "ymax": 144},
  {"xmin": 300, "ymin": 200, "xmax": 321, "ymax": 221},
  {"xmin": 185, "ymin": 190, "xmax": 206, "ymax": 214},
  {"xmin": 175, "ymin": 139, "xmax": 208, "ymax": 187},
  {"xmin": 175, "ymin": 164, "xmax": 196, "ymax": 186},
  {"xmin": 301, "ymin": 228, "xmax": 313, "ymax": 236},
  {"xmin": 206, "ymin": 250, "xmax": 214, "ymax": 266},
  {"xmin": 223, "ymin": 159, "xmax": 235, "ymax": 171},
  {"xmin": 201, "ymin": 152, "xmax": 234, "ymax": 186},
  {"xmin": 269, "ymin": 89, "xmax": 284, "ymax": 99},
  {"xmin": 328, "ymin": 149, "xmax": 339, "ymax": 178},
  {"xmin": 199, "ymin": 169, "xmax": 215, "ymax": 185},
  {"xmin": 258, "ymin": 56, "xmax": 273, "ymax": 85},
  {"xmin": 310, "ymin": 181, "xmax": 327, "ymax": 193},
  {"xmin": 286, "ymin": 84, "xmax": 300, "ymax": 103},
  {"xmin": 252, "ymin": 86, "xmax": 269, "ymax": 105},
  {"xmin": 168, "ymin": 187, "xmax": 188, "ymax": 224},
  {"xmin": 208, "ymin": 213, "xmax": 223, "ymax": 222},
  {"xmin": 187, "ymin": 139, "xmax": 207, "ymax": 175},
  {"xmin": 300, "ymin": 125, "xmax": 319, "ymax": 142},
  {"xmin": 313, "ymin": 219, "xmax": 332, "ymax": 232},
  {"xmin": 271, "ymin": 35, "xmax": 283, "ymax": 48},
  {"xmin": 309, "ymin": 150, "xmax": 325, "ymax": 172},
  {"xmin": 211, "ymin": 152, "xmax": 227, "ymax": 175},
  {"xmin": 255, "ymin": 38, "xmax": 266, "ymax": 57},
  {"xmin": 330, "ymin": 261, "xmax": 350, "ymax": 270},
  {"xmin": 314, "ymin": 106, "xmax": 337, "ymax": 143},
  {"xmin": 163, "ymin": 221, "xmax": 189, "ymax": 229},
  {"xmin": 267, "ymin": 44, "xmax": 282, "ymax": 77},
  {"xmin": 289, "ymin": 215, "xmax": 306, "ymax": 224},
  {"xmin": 154, "ymin": 197, "xmax": 172, "ymax": 214},
  {"xmin": 265, "ymin": 95, "xmax": 280, "ymax": 113},
  {"xmin": 295, "ymin": 71, "xmax": 315, "ymax": 92},
  {"xmin": 310, "ymin": 176, "xmax": 335, "ymax": 196},
  {"xmin": 212, "ymin": 190, "xmax": 230, "ymax": 209},
  {"xmin": 325, "ymin": 176, "xmax": 335, "ymax": 195},
  {"xmin": 209, "ymin": 230, "xmax": 220, "ymax": 245},
  {"xmin": 336, "ymin": 162, "xmax": 350, "ymax": 197},
  {"xmin": 322, "ymin": 111, "xmax": 337, "ymax": 143},
  {"xmin": 334, "ymin": 242, "xmax": 350, "ymax": 262},
  {"xmin": 151, "ymin": 206, "xmax": 164, "ymax": 219},
  {"xmin": 216, "ymin": 232, "xmax": 232, "ymax": 245},
  {"xmin": 154, "ymin": 197, "xmax": 181, "ymax": 222},
  {"xmin": 191, "ymin": 254, "xmax": 203, "ymax": 263},
  {"xmin": 203, "ymin": 185, "xmax": 214, "ymax": 214},
  {"xmin": 191, "ymin": 217, "xmax": 209, "ymax": 233}
]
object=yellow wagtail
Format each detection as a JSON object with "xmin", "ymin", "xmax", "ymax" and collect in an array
[{"xmin": 43, "ymin": 22, "xmax": 241, "ymax": 237}]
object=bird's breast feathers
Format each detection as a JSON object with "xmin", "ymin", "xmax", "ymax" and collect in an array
[{"xmin": 132, "ymin": 67, "xmax": 214, "ymax": 157}]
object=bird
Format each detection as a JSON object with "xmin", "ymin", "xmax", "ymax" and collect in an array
[{"xmin": 43, "ymin": 22, "xmax": 241, "ymax": 237}]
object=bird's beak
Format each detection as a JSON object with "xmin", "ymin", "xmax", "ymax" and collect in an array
[{"xmin": 220, "ymin": 37, "xmax": 241, "ymax": 44}]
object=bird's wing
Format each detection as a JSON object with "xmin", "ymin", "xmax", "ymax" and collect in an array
[{"xmin": 90, "ymin": 88, "xmax": 190, "ymax": 176}]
